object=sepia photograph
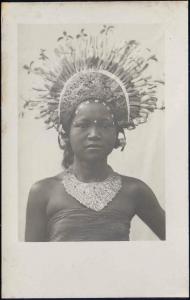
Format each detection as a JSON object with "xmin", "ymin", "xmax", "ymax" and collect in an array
[
  {"xmin": 18, "ymin": 24, "xmax": 165, "ymax": 242},
  {"xmin": 2, "ymin": 1, "xmax": 188, "ymax": 298}
]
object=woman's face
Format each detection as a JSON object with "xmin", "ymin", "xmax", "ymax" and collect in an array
[{"xmin": 69, "ymin": 101, "xmax": 117, "ymax": 162}]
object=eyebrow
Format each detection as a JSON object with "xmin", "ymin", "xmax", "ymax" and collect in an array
[{"xmin": 74, "ymin": 117, "xmax": 112, "ymax": 122}]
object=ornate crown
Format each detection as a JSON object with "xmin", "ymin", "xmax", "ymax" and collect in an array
[{"xmin": 20, "ymin": 25, "xmax": 164, "ymax": 131}]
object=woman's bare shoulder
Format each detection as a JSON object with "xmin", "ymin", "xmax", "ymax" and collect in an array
[
  {"xmin": 120, "ymin": 174, "xmax": 149, "ymax": 192},
  {"xmin": 119, "ymin": 174, "xmax": 157, "ymax": 205},
  {"xmin": 29, "ymin": 172, "xmax": 65, "ymax": 197},
  {"xmin": 26, "ymin": 172, "xmax": 67, "ymax": 220}
]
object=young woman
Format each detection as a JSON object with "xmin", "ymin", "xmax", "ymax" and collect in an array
[{"xmin": 23, "ymin": 27, "xmax": 165, "ymax": 241}]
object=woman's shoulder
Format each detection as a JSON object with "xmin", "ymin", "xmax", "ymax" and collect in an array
[
  {"xmin": 119, "ymin": 174, "xmax": 155, "ymax": 199},
  {"xmin": 120, "ymin": 174, "xmax": 149, "ymax": 191},
  {"xmin": 119, "ymin": 173, "xmax": 158, "ymax": 206},
  {"xmin": 29, "ymin": 172, "xmax": 65, "ymax": 197}
]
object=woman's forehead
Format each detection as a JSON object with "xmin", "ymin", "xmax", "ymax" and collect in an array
[{"xmin": 74, "ymin": 101, "xmax": 114, "ymax": 120}]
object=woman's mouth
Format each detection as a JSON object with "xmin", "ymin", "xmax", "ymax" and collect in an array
[{"xmin": 86, "ymin": 144, "xmax": 103, "ymax": 150}]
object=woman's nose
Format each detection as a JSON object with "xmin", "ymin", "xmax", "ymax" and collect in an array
[{"xmin": 87, "ymin": 126, "xmax": 101, "ymax": 139}]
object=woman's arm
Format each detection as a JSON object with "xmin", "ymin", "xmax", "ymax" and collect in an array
[
  {"xmin": 25, "ymin": 181, "xmax": 48, "ymax": 242},
  {"xmin": 135, "ymin": 181, "xmax": 166, "ymax": 240}
]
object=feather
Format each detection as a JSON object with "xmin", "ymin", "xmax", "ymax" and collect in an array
[
  {"xmin": 148, "ymin": 54, "xmax": 158, "ymax": 62},
  {"xmin": 155, "ymin": 80, "xmax": 165, "ymax": 84},
  {"xmin": 57, "ymin": 37, "xmax": 63, "ymax": 42},
  {"xmin": 32, "ymin": 87, "xmax": 47, "ymax": 92}
]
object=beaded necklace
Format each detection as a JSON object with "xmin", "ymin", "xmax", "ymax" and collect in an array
[{"xmin": 62, "ymin": 167, "xmax": 122, "ymax": 211}]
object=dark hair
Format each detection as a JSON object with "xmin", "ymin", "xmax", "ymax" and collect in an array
[
  {"xmin": 59, "ymin": 108, "xmax": 76, "ymax": 169},
  {"xmin": 62, "ymin": 139, "xmax": 74, "ymax": 169}
]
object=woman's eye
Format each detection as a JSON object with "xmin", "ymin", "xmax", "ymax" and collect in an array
[
  {"xmin": 101, "ymin": 121, "xmax": 115, "ymax": 128},
  {"xmin": 73, "ymin": 121, "xmax": 90, "ymax": 128}
]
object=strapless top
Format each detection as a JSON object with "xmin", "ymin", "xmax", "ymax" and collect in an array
[{"xmin": 47, "ymin": 208, "xmax": 131, "ymax": 241}]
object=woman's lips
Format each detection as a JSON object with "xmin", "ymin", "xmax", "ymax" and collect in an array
[{"xmin": 86, "ymin": 144, "xmax": 103, "ymax": 149}]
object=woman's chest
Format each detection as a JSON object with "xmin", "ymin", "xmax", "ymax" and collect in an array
[{"xmin": 46, "ymin": 183, "xmax": 137, "ymax": 220}]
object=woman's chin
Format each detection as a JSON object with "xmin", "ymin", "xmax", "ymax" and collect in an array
[{"xmin": 80, "ymin": 151, "xmax": 108, "ymax": 162}]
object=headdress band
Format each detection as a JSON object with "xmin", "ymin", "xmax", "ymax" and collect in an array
[{"xmin": 58, "ymin": 69, "xmax": 130, "ymax": 124}]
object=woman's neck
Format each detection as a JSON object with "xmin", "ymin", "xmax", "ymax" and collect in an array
[{"xmin": 72, "ymin": 158, "xmax": 110, "ymax": 182}]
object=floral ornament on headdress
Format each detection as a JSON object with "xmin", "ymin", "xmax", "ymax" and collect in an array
[{"xmin": 20, "ymin": 25, "xmax": 164, "ymax": 133}]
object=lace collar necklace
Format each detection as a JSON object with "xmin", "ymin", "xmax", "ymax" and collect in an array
[{"xmin": 61, "ymin": 166, "xmax": 122, "ymax": 211}]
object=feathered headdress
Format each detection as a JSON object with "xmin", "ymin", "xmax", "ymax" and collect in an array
[{"xmin": 20, "ymin": 25, "xmax": 164, "ymax": 132}]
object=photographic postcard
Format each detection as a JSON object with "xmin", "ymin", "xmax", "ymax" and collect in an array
[{"xmin": 2, "ymin": 1, "xmax": 188, "ymax": 298}]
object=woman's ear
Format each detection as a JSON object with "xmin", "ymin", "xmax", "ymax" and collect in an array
[
  {"xmin": 114, "ymin": 129, "xmax": 126, "ymax": 151},
  {"xmin": 58, "ymin": 125, "xmax": 69, "ymax": 150}
]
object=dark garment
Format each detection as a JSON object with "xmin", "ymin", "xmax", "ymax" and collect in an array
[
  {"xmin": 45, "ymin": 175, "xmax": 165, "ymax": 241},
  {"xmin": 47, "ymin": 207, "xmax": 131, "ymax": 241}
]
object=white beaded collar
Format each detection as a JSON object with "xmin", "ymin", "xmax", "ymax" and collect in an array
[{"xmin": 61, "ymin": 167, "xmax": 122, "ymax": 211}]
